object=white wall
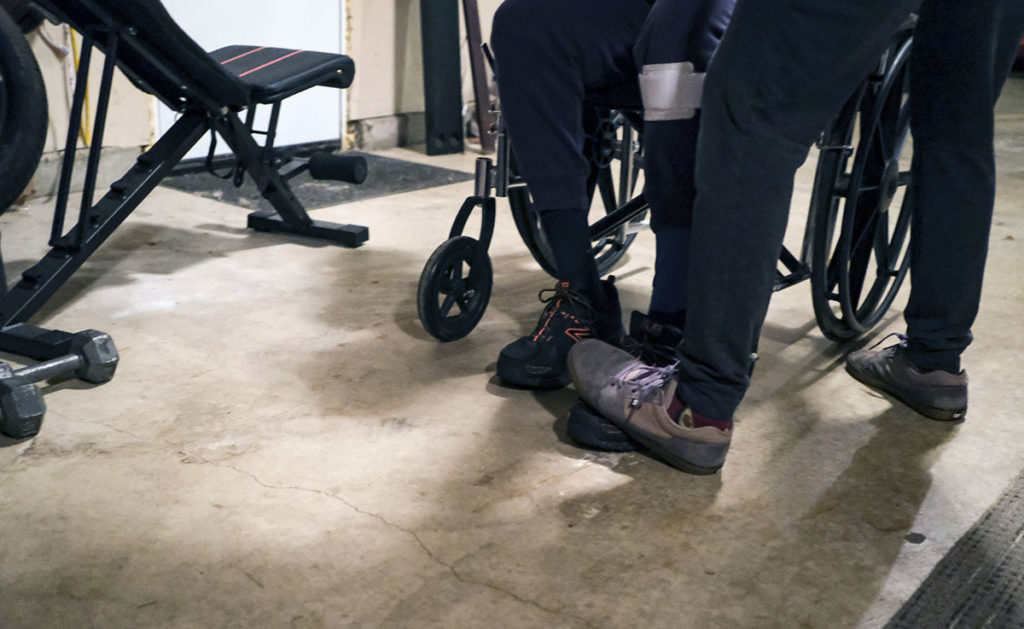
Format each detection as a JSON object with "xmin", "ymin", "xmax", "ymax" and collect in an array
[{"xmin": 156, "ymin": 0, "xmax": 347, "ymax": 158}]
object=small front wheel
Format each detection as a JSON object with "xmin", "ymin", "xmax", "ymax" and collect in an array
[{"xmin": 417, "ymin": 236, "xmax": 493, "ymax": 342}]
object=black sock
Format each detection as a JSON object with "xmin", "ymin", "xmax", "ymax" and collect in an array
[{"xmin": 539, "ymin": 208, "xmax": 600, "ymax": 298}]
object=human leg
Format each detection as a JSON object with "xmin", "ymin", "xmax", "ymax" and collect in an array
[
  {"xmin": 677, "ymin": 0, "xmax": 919, "ymax": 422},
  {"xmin": 845, "ymin": 0, "xmax": 1024, "ymax": 420},
  {"xmin": 490, "ymin": 0, "xmax": 649, "ymax": 213},
  {"xmin": 565, "ymin": 0, "xmax": 734, "ymax": 450},
  {"xmin": 635, "ymin": 0, "xmax": 734, "ymax": 330},
  {"xmin": 491, "ymin": 0, "xmax": 647, "ymax": 388},
  {"xmin": 901, "ymin": 0, "xmax": 1024, "ymax": 373},
  {"xmin": 569, "ymin": 0, "xmax": 920, "ymax": 471}
]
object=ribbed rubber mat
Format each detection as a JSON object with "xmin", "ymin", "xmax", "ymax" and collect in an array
[
  {"xmin": 886, "ymin": 469, "xmax": 1024, "ymax": 628},
  {"xmin": 163, "ymin": 152, "xmax": 474, "ymax": 211}
]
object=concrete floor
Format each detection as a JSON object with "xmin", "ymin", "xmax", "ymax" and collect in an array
[{"xmin": 1, "ymin": 78, "xmax": 1023, "ymax": 628}]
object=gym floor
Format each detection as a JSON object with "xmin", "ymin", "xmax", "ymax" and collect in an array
[{"xmin": 1, "ymin": 78, "xmax": 1022, "ymax": 628}]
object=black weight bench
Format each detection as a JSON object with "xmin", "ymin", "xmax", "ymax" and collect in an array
[{"xmin": 0, "ymin": 0, "xmax": 367, "ymax": 438}]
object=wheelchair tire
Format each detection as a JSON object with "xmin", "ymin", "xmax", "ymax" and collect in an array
[
  {"xmin": 417, "ymin": 235, "xmax": 493, "ymax": 342},
  {"xmin": 508, "ymin": 109, "xmax": 646, "ymax": 278},
  {"xmin": 809, "ymin": 28, "xmax": 914, "ymax": 341},
  {"xmin": 0, "ymin": 6, "xmax": 48, "ymax": 214}
]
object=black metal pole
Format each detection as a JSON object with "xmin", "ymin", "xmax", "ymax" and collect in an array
[
  {"xmin": 420, "ymin": 0, "xmax": 464, "ymax": 155},
  {"xmin": 461, "ymin": 0, "xmax": 494, "ymax": 152}
]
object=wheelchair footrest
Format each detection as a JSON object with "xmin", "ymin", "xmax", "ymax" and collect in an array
[{"xmin": 247, "ymin": 211, "xmax": 369, "ymax": 248}]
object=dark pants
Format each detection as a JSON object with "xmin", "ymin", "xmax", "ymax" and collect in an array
[
  {"xmin": 678, "ymin": 0, "xmax": 1024, "ymax": 421},
  {"xmin": 490, "ymin": 0, "xmax": 734, "ymax": 313}
]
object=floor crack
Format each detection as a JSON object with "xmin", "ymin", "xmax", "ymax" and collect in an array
[{"xmin": 198, "ymin": 457, "xmax": 597, "ymax": 628}]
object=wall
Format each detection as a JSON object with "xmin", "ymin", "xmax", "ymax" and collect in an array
[
  {"xmin": 28, "ymin": 22, "xmax": 154, "ymax": 154},
  {"xmin": 346, "ymin": 0, "xmax": 502, "ymax": 148},
  {"xmin": 23, "ymin": 22, "xmax": 154, "ymax": 200},
  {"xmin": 156, "ymin": 0, "xmax": 346, "ymax": 159},
  {"xmin": 24, "ymin": 0, "xmax": 504, "ymax": 177}
]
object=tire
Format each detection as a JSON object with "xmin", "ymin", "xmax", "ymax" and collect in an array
[
  {"xmin": 809, "ymin": 28, "xmax": 914, "ymax": 341},
  {"xmin": 417, "ymin": 236, "xmax": 493, "ymax": 342},
  {"xmin": 508, "ymin": 108, "xmax": 646, "ymax": 278},
  {"xmin": 0, "ymin": 6, "xmax": 48, "ymax": 213}
]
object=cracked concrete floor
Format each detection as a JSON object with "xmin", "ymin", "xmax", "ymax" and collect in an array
[{"xmin": 2, "ymin": 78, "xmax": 1024, "ymax": 628}]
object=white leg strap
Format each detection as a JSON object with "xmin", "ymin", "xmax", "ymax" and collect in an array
[{"xmin": 638, "ymin": 62, "xmax": 704, "ymax": 121}]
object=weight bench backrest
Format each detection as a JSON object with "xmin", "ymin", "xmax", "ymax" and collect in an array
[{"xmin": 35, "ymin": 0, "xmax": 354, "ymax": 111}]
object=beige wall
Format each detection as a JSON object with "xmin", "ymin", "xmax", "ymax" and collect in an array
[
  {"xmin": 347, "ymin": 0, "xmax": 502, "ymax": 122},
  {"xmin": 28, "ymin": 22, "xmax": 154, "ymax": 153}
]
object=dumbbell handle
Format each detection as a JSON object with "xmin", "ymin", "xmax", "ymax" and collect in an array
[{"xmin": 8, "ymin": 354, "xmax": 84, "ymax": 385}]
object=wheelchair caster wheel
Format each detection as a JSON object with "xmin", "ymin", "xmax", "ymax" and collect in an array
[{"xmin": 417, "ymin": 236, "xmax": 492, "ymax": 342}]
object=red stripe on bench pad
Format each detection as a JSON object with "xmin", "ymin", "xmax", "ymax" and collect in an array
[
  {"xmin": 238, "ymin": 50, "xmax": 305, "ymax": 77},
  {"xmin": 219, "ymin": 46, "xmax": 267, "ymax": 65}
]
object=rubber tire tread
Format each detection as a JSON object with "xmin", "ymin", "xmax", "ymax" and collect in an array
[{"xmin": 0, "ymin": 8, "xmax": 48, "ymax": 213}]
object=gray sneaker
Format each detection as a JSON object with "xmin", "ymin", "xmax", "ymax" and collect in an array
[
  {"xmin": 567, "ymin": 339, "xmax": 731, "ymax": 474},
  {"xmin": 566, "ymin": 311, "xmax": 684, "ymax": 452},
  {"xmin": 845, "ymin": 333, "xmax": 968, "ymax": 421}
]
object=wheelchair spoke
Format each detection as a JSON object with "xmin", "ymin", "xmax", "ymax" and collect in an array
[
  {"xmin": 439, "ymin": 292, "xmax": 458, "ymax": 317},
  {"xmin": 873, "ymin": 123, "xmax": 890, "ymax": 161}
]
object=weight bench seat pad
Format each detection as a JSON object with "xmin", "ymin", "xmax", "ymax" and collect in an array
[
  {"xmin": 210, "ymin": 46, "xmax": 355, "ymax": 104},
  {"xmin": 35, "ymin": 0, "xmax": 354, "ymax": 111}
]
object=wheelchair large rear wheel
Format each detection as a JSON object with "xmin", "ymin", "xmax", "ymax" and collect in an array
[
  {"xmin": 809, "ymin": 29, "xmax": 914, "ymax": 341},
  {"xmin": 508, "ymin": 109, "xmax": 646, "ymax": 278}
]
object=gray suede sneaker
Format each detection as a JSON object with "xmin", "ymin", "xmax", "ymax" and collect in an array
[
  {"xmin": 567, "ymin": 339, "xmax": 731, "ymax": 474},
  {"xmin": 566, "ymin": 311, "xmax": 683, "ymax": 452},
  {"xmin": 845, "ymin": 333, "xmax": 968, "ymax": 421}
]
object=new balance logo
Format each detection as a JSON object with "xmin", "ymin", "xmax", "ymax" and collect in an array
[{"xmin": 565, "ymin": 327, "xmax": 592, "ymax": 342}]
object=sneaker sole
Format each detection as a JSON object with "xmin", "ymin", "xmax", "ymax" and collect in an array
[
  {"xmin": 845, "ymin": 363, "xmax": 966, "ymax": 422},
  {"xmin": 621, "ymin": 425, "xmax": 728, "ymax": 475},
  {"xmin": 567, "ymin": 401, "xmax": 639, "ymax": 452},
  {"xmin": 590, "ymin": 403, "xmax": 728, "ymax": 475},
  {"xmin": 497, "ymin": 372, "xmax": 569, "ymax": 390},
  {"xmin": 497, "ymin": 358, "xmax": 570, "ymax": 390}
]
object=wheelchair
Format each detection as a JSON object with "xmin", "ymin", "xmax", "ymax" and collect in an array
[{"xmin": 418, "ymin": 22, "xmax": 915, "ymax": 343}]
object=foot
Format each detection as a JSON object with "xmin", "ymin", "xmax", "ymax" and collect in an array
[
  {"xmin": 845, "ymin": 333, "xmax": 968, "ymax": 421},
  {"xmin": 497, "ymin": 278, "xmax": 623, "ymax": 389},
  {"xmin": 566, "ymin": 311, "xmax": 682, "ymax": 452},
  {"xmin": 567, "ymin": 338, "xmax": 731, "ymax": 474}
]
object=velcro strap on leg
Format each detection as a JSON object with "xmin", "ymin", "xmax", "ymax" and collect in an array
[{"xmin": 639, "ymin": 62, "xmax": 704, "ymax": 121}]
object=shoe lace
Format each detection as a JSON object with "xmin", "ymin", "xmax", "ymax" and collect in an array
[
  {"xmin": 870, "ymin": 332, "xmax": 909, "ymax": 351},
  {"xmin": 611, "ymin": 360, "xmax": 679, "ymax": 407},
  {"xmin": 536, "ymin": 283, "xmax": 598, "ymax": 324}
]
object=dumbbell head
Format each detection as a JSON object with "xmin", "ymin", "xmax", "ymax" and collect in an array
[
  {"xmin": 70, "ymin": 330, "xmax": 119, "ymax": 384},
  {"xmin": 0, "ymin": 364, "xmax": 46, "ymax": 439}
]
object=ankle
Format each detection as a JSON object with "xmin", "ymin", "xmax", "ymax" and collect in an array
[{"xmin": 667, "ymin": 388, "xmax": 731, "ymax": 429}]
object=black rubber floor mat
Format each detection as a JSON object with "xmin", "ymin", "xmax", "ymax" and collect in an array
[
  {"xmin": 161, "ymin": 152, "xmax": 473, "ymax": 211},
  {"xmin": 886, "ymin": 469, "xmax": 1024, "ymax": 628}
]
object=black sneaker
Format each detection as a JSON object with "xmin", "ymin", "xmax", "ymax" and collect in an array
[
  {"xmin": 846, "ymin": 333, "xmax": 968, "ymax": 421},
  {"xmin": 567, "ymin": 311, "xmax": 683, "ymax": 451},
  {"xmin": 497, "ymin": 278, "xmax": 623, "ymax": 389}
]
